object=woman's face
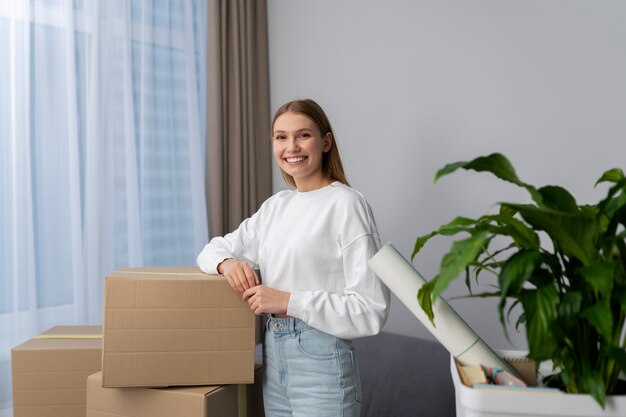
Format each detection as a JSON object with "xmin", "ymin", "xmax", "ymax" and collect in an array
[{"xmin": 272, "ymin": 112, "xmax": 332, "ymax": 192}]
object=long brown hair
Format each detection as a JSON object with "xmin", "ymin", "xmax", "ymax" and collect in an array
[{"xmin": 271, "ymin": 99, "xmax": 350, "ymax": 188}]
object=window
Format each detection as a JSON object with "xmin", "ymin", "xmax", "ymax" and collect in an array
[{"xmin": 0, "ymin": 1, "xmax": 207, "ymax": 413}]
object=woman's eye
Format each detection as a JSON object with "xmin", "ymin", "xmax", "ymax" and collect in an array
[
  {"xmin": 298, "ymin": 133, "xmax": 310, "ymax": 139},
  {"xmin": 275, "ymin": 135, "xmax": 286, "ymax": 141}
]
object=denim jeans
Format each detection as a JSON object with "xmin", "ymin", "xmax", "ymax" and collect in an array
[{"xmin": 263, "ymin": 315, "xmax": 361, "ymax": 417}]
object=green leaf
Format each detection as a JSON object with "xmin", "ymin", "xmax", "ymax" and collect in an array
[
  {"xmin": 412, "ymin": 217, "xmax": 483, "ymax": 260},
  {"xmin": 499, "ymin": 250, "xmax": 540, "ymax": 299},
  {"xmin": 412, "ymin": 231, "xmax": 438, "ymax": 260},
  {"xmin": 605, "ymin": 203, "xmax": 626, "ymax": 238},
  {"xmin": 515, "ymin": 311, "xmax": 526, "ymax": 332},
  {"xmin": 598, "ymin": 182, "xmax": 626, "ymax": 218},
  {"xmin": 527, "ymin": 266, "xmax": 557, "ymax": 288},
  {"xmin": 464, "ymin": 267, "xmax": 472, "ymax": 294},
  {"xmin": 521, "ymin": 285, "xmax": 559, "ymax": 361},
  {"xmin": 595, "ymin": 168, "xmax": 625, "ymax": 186},
  {"xmin": 434, "ymin": 153, "xmax": 544, "ymax": 205},
  {"xmin": 438, "ymin": 217, "xmax": 478, "ymax": 236},
  {"xmin": 433, "ymin": 161, "xmax": 468, "ymax": 184},
  {"xmin": 559, "ymin": 370, "xmax": 573, "ymax": 390},
  {"xmin": 417, "ymin": 231, "xmax": 491, "ymax": 324},
  {"xmin": 557, "ymin": 292, "xmax": 582, "ymax": 323},
  {"xmin": 434, "ymin": 153, "xmax": 520, "ymax": 185},
  {"xmin": 505, "ymin": 299, "xmax": 521, "ymax": 323},
  {"xmin": 497, "ymin": 250, "xmax": 540, "ymax": 341},
  {"xmin": 538, "ymin": 185, "xmax": 578, "ymax": 212},
  {"xmin": 582, "ymin": 371, "xmax": 606, "ymax": 409},
  {"xmin": 460, "ymin": 153, "xmax": 523, "ymax": 184},
  {"xmin": 417, "ymin": 280, "xmax": 436, "ymax": 323},
  {"xmin": 539, "ymin": 252, "xmax": 563, "ymax": 278},
  {"xmin": 483, "ymin": 214, "xmax": 540, "ymax": 249},
  {"xmin": 430, "ymin": 231, "xmax": 490, "ymax": 300},
  {"xmin": 505, "ymin": 203, "xmax": 596, "ymax": 266},
  {"xmin": 581, "ymin": 302, "xmax": 613, "ymax": 341},
  {"xmin": 447, "ymin": 291, "xmax": 502, "ymax": 300},
  {"xmin": 477, "ymin": 244, "xmax": 515, "ymax": 267},
  {"xmin": 614, "ymin": 284, "xmax": 626, "ymax": 309},
  {"xmin": 500, "ymin": 204, "xmax": 518, "ymax": 217},
  {"xmin": 579, "ymin": 262, "xmax": 615, "ymax": 296},
  {"xmin": 609, "ymin": 347, "xmax": 626, "ymax": 381}
]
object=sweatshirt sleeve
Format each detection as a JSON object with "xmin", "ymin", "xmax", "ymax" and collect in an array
[
  {"xmin": 196, "ymin": 210, "xmax": 262, "ymax": 274},
  {"xmin": 287, "ymin": 197, "xmax": 391, "ymax": 339}
]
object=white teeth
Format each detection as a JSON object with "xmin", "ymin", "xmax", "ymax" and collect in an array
[{"xmin": 286, "ymin": 157, "xmax": 306, "ymax": 163}]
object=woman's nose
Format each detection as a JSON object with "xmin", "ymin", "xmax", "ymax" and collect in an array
[{"xmin": 287, "ymin": 137, "xmax": 299, "ymax": 152}]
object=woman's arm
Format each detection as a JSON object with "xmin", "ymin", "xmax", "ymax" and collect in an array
[
  {"xmin": 197, "ymin": 211, "xmax": 263, "ymax": 294},
  {"xmin": 287, "ymin": 234, "xmax": 391, "ymax": 339}
]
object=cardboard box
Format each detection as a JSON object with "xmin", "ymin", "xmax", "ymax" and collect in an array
[
  {"xmin": 454, "ymin": 352, "xmax": 537, "ymax": 388},
  {"xmin": 11, "ymin": 325, "xmax": 102, "ymax": 417},
  {"xmin": 86, "ymin": 368, "xmax": 265, "ymax": 417},
  {"xmin": 102, "ymin": 267, "xmax": 256, "ymax": 388},
  {"xmin": 87, "ymin": 372, "xmax": 236, "ymax": 417}
]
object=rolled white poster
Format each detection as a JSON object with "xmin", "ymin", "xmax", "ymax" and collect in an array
[{"xmin": 368, "ymin": 243, "xmax": 513, "ymax": 371}]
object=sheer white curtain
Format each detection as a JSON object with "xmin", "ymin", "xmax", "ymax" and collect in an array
[{"xmin": 0, "ymin": 0, "xmax": 208, "ymax": 413}]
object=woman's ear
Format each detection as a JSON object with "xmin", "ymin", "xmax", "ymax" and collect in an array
[{"xmin": 322, "ymin": 132, "xmax": 333, "ymax": 152}]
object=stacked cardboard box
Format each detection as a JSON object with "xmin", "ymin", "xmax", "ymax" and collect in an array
[
  {"xmin": 87, "ymin": 372, "xmax": 239, "ymax": 417},
  {"xmin": 12, "ymin": 267, "xmax": 264, "ymax": 416},
  {"xmin": 86, "ymin": 365, "xmax": 264, "ymax": 417},
  {"xmin": 101, "ymin": 267, "xmax": 256, "ymax": 388},
  {"xmin": 11, "ymin": 326, "xmax": 102, "ymax": 417}
]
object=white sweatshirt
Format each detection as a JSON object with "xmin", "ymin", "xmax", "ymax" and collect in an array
[{"xmin": 197, "ymin": 182, "xmax": 390, "ymax": 339}]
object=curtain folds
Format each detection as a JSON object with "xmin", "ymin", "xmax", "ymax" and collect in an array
[{"xmin": 206, "ymin": 0, "xmax": 272, "ymax": 237}]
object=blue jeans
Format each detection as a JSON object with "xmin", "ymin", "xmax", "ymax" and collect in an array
[{"xmin": 263, "ymin": 315, "xmax": 361, "ymax": 417}]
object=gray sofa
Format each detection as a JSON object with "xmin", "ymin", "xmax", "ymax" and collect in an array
[{"xmin": 353, "ymin": 332, "xmax": 456, "ymax": 417}]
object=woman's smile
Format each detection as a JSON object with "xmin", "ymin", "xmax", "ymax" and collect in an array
[{"xmin": 284, "ymin": 156, "xmax": 308, "ymax": 164}]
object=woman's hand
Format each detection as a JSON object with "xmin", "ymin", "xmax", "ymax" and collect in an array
[
  {"xmin": 218, "ymin": 258, "xmax": 260, "ymax": 295},
  {"xmin": 243, "ymin": 285, "xmax": 290, "ymax": 315}
]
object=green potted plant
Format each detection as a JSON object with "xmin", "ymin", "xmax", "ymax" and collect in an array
[{"xmin": 412, "ymin": 153, "xmax": 626, "ymax": 408}]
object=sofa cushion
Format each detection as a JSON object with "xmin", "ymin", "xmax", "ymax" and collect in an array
[{"xmin": 353, "ymin": 332, "xmax": 455, "ymax": 417}]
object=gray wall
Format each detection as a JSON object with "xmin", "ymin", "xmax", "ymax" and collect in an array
[{"xmin": 267, "ymin": 0, "xmax": 626, "ymax": 350}]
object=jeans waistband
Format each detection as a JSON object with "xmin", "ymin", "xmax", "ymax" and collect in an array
[{"xmin": 267, "ymin": 314, "xmax": 313, "ymax": 334}]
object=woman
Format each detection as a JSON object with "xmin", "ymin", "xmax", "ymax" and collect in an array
[{"xmin": 197, "ymin": 98, "xmax": 389, "ymax": 416}]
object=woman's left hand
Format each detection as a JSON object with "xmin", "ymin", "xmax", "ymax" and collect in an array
[{"xmin": 242, "ymin": 285, "xmax": 290, "ymax": 315}]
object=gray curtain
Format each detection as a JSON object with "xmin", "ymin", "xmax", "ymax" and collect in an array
[{"xmin": 206, "ymin": 0, "xmax": 272, "ymax": 237}]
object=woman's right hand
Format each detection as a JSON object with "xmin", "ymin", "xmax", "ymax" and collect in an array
[{"xmin": 217, "ymin": 258, "xmax": 260, "ymax": 295}]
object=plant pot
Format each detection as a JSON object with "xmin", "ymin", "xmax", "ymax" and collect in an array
[{"xmin": 451, "ymin": 356, "xmax": 626, "ymax": 417}]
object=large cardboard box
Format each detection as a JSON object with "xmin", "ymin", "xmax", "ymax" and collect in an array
[
  {"xmin": 11, "ymin": 325, "xmax": 102, "ymax": 417},
  {"xmin": 102, "ymin": 267, "xmax": 256, "ymax": 388},
  {"xmin": 86, "ymin": 369, "xmax": 265, "ymax": 417}
]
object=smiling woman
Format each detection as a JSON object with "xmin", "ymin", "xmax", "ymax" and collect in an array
[{"xmin": 197, "ymin": 98, "xmax": 390, "ymax": 417}]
